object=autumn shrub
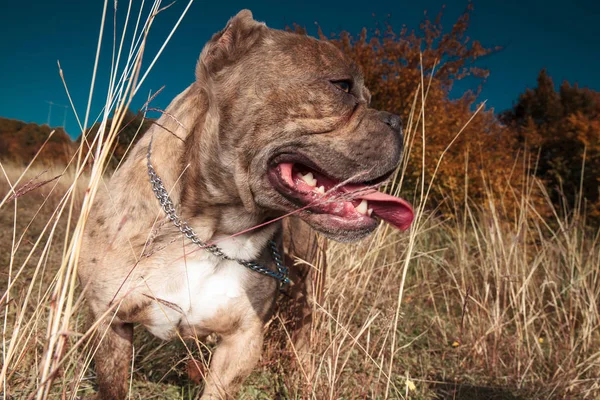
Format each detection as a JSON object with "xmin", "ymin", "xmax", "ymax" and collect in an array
[{"xmin": 502, "ymin": 69, "xmax": 600, "ymax": 220}]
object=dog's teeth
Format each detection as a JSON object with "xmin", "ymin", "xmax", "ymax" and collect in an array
[
  {"xmin": 356, "ymin": 199, "xmax": 368, "ymax": 215},
  {"xmin": 316, "ymin": 186, "xmax": 325, "ymax": 194},
  {"xmin": 367, "ymin": 208, "xmax": 373, "ymax": 217},
  {"xmin": 299, "ymin": 172, "xmax": 317, "ymax": 187}
]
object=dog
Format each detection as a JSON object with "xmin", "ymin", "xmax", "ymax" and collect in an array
[{"xmin": 79, "ymin": 9, "xmax": 413, "ymax": 399}]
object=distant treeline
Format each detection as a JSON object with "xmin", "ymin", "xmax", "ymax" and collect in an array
[
  {"xmin": 0, "ymin": 117, "xmax": 74, "ymax": 165},
  {"xmin": 0, "ymin": 109, "xmax": 153, "ymax": 168}
]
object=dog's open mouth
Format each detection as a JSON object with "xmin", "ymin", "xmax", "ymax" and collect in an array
[{"xmin": 268, "ymin": 160, "xmax": 414, "ymax": 232}]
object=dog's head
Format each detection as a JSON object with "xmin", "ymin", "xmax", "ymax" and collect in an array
[{"xmin": 187, "ymin": 10, "xmax": 413, "ymax": 241}]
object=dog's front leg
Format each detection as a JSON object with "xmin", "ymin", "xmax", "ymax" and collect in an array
[
  {"xmin": 200, "ymin": 320, "xmax": 263, "ymax": 399},
  {"xmin": 93, "ymin": 318, "xmax": 133, "ymax": 400}
]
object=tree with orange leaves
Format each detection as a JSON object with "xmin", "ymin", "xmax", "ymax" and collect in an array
[{"xmin": 502, "ymin": 70, "xmax": 600, "ymax": 219}]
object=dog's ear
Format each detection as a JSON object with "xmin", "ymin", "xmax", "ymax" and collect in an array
[{"xmin": 197, "ymin": 10, "xmax": 267, "ymax": 77}]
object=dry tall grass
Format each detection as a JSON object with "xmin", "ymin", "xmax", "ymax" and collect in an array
[{"xmin": 1, "ymin": 2, "xmax": 599, "ymax": 399}]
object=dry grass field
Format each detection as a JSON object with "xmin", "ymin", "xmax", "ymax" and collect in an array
[
  {"xmin": 2, "ymin": 110, "xmax": 599, "ymax": 399},
  {"xmin": 1, "ymin": 2, "xmax": 599, "ymax": 399}
]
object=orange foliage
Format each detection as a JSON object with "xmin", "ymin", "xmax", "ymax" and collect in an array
[
  {"xmin": 502, "ymin": 72, "xmax": 600, "ymax": 219},
  {"xmin": 0, "ymin": 117, "xmax": 75, "ymax": 165}
]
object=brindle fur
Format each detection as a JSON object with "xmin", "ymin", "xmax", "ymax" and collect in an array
[{"xmin": 80, "ymin": 9, "xmax": 403, "ymax": 399}]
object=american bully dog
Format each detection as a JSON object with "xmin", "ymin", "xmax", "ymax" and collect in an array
[{"xmin": 79, "ymin": 9, "xmax": 413, "ymax": 399}]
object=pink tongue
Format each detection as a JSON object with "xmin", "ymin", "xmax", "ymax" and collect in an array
[
  {"xmin": 277, "ymin": 163, "xmax": 414, "ymax": 231},
  {"xmin": 346, "ymin": 185, "xmax": 414, "ymax": 231}
]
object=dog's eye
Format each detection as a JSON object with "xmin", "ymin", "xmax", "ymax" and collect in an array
[{"xmin": 332, "ymin": 80, "xmax": 352, "ymax": 94}]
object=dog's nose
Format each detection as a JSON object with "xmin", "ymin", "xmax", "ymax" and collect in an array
[{"xmin": 380, "ymin": 111, "xmax": 402, "ymax": 135}]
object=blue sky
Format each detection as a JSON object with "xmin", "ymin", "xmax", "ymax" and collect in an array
[{"xmin": 0, "ymin": 0, "xmax": 598, "ymax": 138}]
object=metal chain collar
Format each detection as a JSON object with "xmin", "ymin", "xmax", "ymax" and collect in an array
[{"xmin": 146, "ymin": 138, "xmax": 290, "ymax": 286}]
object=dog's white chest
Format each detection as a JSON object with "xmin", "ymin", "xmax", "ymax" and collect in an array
[
  {"xmin": 138, "ymin": 232, "xmax": 277, "ymax": 340},
  {"xmin": 142, "ymin": 257, "xmax": 250, "ymax": 340}
]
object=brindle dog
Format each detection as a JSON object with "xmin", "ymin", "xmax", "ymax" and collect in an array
[{"xmin": 79, "ymin": 9, "xmax": 413, "ymax": 399}]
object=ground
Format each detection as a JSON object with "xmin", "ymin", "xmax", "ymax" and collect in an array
[{"xmin": 1, "ymin": 162, "xmax": 599, "ymax": 399}]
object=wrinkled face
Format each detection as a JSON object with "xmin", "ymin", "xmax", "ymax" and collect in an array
[{"xmin": 197, "ymin": 11, "xmax": 413, "ymax": 241}]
